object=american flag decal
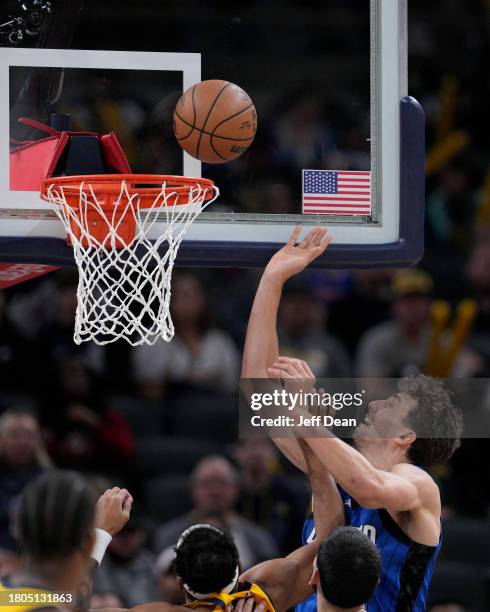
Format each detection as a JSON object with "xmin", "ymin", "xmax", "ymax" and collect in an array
[{"xmin": 302, "ymin": 170, "xmax": 371, "ymax": 215}]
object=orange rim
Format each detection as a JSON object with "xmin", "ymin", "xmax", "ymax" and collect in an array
[
  {"xmin": 40, "ymin": 174, "xmax": 216, "ymax": 208},
  {"xmin": 40, "ymin": 174, "xmax": 217, "ymax": 249}
]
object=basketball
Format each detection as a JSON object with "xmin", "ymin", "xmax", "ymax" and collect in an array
[{"xmin": 173, "ymin": 80, "xmax": 257, "ymax": 164}]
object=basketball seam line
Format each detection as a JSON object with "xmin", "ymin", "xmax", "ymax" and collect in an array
[
  {"xmin": 174, "ymin": 87, "xmax": 197, "ymax": 141},
  {"xmin": 209, "ymin": 138, "xmax": 228, "ymax": 161},
  {"xmin": 174, "ymin": 110, "xmax": 256, "ymax": 142},
  {"xmin": 209, "ymin": 103, "xmax": 256, "ymax": 136},
  {"xmin": 191, "ymin": 85, "xmax": 197, "ymax": 135},
  {"xmin": 195, "ymin": 82, "xmax": 231, "ymax": 159}
]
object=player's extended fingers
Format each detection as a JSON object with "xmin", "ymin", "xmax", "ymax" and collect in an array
[
  {"xmin": 267, "ymin": 366, "xmax": 293, "ymax": 379},
  {"xmin": 256, "ymin": 601, "xmax": 267, "ymax": 612},
  {"xmin": 278, "ymin": 356, "xmax": 315, "ymax": 382},
  {"xmin": 234, "ymin": 598, "xmax": 246, "ymax": 612},
  {"xmin": 298, "ymin": 227, "xmax": 321, "ymax": 249},
  {"xmin": 276, "ymin": 356, "xmax": 306, "ymax": 377},
  {"xmin": 271, "ymin": 360, "xmax": 301, "ymax": 377},
  {"xmin": 310, "ymin": 227, "xmax": 327, "ymax": 246},
  {"xmin": 243, "ymin": 597, "xmax": 256, "ymax": 612},
  {"xmin": 286, "ymin": 225, "xmax": 302, "ymax": 246},
  {"xmin": 295, "ymin": 358, "xmax": 316, "ymax": 380},
  {"xmin": 309, "ymin": 234, "xmax": 333, "ymax": 260}
]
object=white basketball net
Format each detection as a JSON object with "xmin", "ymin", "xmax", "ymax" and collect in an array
[{"xmin": 46, "ymin": 179, "xmax": 219, "ymax": 346}]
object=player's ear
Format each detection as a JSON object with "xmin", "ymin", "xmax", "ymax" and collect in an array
[
  {"xmin": 396, "ymin": 430, "xmax": 416, "ymax": 451},
  {"xmin": 308, "ymin": 567, "xmax": 319, "ymax": 589},
  {"xmin": 308, "ymin": 557, "xmax": 319, "ymax": 589}
]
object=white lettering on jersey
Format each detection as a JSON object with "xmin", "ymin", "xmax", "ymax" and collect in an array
[
  {"xmin": 306, "ymin": 526, "xmax": 316, "ymax": 543},
  {"xmin": 356, "ymin": 524, "xmax": 377, "ymax": 543},
  {"xmin": 306, "ymin": 522, "xmax": 376, "ymax": 544}
]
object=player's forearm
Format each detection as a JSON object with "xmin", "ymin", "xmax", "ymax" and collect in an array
[
  {"xmin": 241, "ymin": 272, "xmax": 284, "ymax": 378},
  {"xmin": 271, "ymin": 436, "xmax": 307, "ymax": 472},
  {"xmin": 301, "ymin": 439, "xmax": 344, "ymax": 541},
  {"xmin": 303, "ymin": 432, "xmax": 386, "ymax": 506}
]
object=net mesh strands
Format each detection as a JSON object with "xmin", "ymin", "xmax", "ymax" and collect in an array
[{"xmin": 43, "ymin": 175, "xmax": 219, "ymax": 346}]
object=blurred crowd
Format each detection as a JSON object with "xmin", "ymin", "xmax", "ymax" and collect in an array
[{"xmin": 2, "ymin": 0, "xmax": 490, "ymax": 610}]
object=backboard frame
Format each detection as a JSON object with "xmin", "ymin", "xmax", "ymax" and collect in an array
[{"xmin": 0, "ymin": 0, "xmax": 425, "ymax": 269}]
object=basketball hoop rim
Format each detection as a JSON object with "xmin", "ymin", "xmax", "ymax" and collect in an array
[
  {"xmin": 40, "ymin": 173, "xmax": 217, "ymax": 205},
  {"xmin": 40, "ymin": 172, "xmax": 220, "ymax": 251}
]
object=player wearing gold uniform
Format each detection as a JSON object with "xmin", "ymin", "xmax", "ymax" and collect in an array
[{"xmin": 1, "ymin": 472, "xmax": 131, "ymax": 612}]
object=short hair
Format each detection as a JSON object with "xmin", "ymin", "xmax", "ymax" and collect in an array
[
  {"xmin": 317, "ymin": 527, "xmax": 380, "ymax": 608},
  {"xmin": 191, "ymin": 455, "xmax": 238, "ymax": 485},
  {"xmin": 399, "ymin": 376, "xmax": 463, "ymax": 467},
  {"xmin": 16, "ymin": 471, "xmax": 95, "ymax": 560},
  {"xmin": 175, "ymin": 525, "xmax": 239, "ymax": 596}
]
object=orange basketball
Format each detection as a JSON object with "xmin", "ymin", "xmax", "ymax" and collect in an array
[{"xmin": 173, "ymin": 80, "xmax": 257, "ymax": 164}]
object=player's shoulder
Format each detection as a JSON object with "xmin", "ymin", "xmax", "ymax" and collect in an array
[{"xmin": 392, "ymin": 463, "xmax": 440, "ymax": 503}]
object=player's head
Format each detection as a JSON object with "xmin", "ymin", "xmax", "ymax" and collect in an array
[
  {"xmin": 310, "ymin": 527, "xmax": 380, "ymax": 610},
  {"xmin": 174, "ymin": 524, "xmax": 240, "ymax": 600},
  {"xmin": 16, "ymin": 471, "xmax": 96, "ymax": 565},
  {"xmin": 353, "ymin": 375, "xmax": 462, "ymax": 467}
]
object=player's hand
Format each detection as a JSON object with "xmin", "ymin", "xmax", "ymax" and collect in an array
[
  {"xmin": 268, "ymin": 356, "xmax": 316, "ymax": 407},
  {"xmin": 268, "ymin": 356, "xmax": 316, "ymax": 386},
  {"xmin": 95, "ymin": 487, "xmax": 133, "ymax": 536},
  {"xmin": 226, "ymin": 598, "xmax": 267, "ymax": 612},
  {"xmin": 264, "ymin": 226, "xmax": 332, "ymax": 283}
]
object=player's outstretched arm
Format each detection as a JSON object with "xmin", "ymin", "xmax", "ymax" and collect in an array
[
  {"xmin": 240, "ymin": 439, "xmax": 344, "ymax": 612},
  {"xmin": 241, "ymin": 226, "xmax": 332, "ymax": 472}
]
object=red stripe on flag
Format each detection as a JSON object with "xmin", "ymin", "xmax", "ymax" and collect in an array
[
  {"xmin": 338, "ymin": 178, "xmax": 371, "ymax": 183},
  {"xmin": 303, "ymin": 197, "xmax": 371, "ymax": 202},
  {"xmin": 304, "ymin": 191, "xmax": 371, "ymax": 200},
  {"xmin": 338, "ymin": 171, "xmax": 371, "ymax": 175}
]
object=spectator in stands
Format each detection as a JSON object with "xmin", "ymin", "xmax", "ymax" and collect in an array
[
  {"xmin": 465, "ymin": 233, "xmax": 490, "ymax": 375},
  {"xmin": 0, "ymin": 292, "xmax": 35, "ymax": 396},
  {"xmin": 278, "ymin": 284, "xmax": 351, "ymax": 377},
  {"xmin": 94, "ymin": 511, "xmax": 157, "ymax": 607},
  {"xmin": 0, "ymin": 410, "xmax": 51, "ymax": 550},
  {"xmin": 132, "ymin": 272, "xmax": 239, "ymax": 398},
  {"xmin": 356, "ymin": 269, "xmax": 434, "ymax": 377},
  {"xmin": 235, "ymin": 438, "xmax": 308, "ymax": 555},
  {"xmin": 154, "ymin": 455, "xmax": 278, "ymax": 569},
  {"xmin": 154, "ymin": 547, "xmax": 183, "ymax": 605},
  {"xmin": 44, "ymin": 357, "xmax": 134, "ymax": 475}
]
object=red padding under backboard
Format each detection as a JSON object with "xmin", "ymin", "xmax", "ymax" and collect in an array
[{"xmin": 0, "ymin": 263, "xmax": 59, "ymax": 289}]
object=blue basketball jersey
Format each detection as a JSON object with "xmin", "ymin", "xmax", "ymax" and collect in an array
[{"xmin": 296, "ymin": 487, "xmax": 441, "ymax": 612}]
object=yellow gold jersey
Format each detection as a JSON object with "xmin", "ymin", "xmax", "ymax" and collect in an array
[{"xmin": 183, "ymin": 581, "xmax": 275, "ymax": 612}]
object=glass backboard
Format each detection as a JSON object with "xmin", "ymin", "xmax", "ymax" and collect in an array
[{"xmin": 0, "ymin": 0, "xmax": 424, "ymax": 268}]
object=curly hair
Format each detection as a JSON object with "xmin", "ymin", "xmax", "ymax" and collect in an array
[
  {"xmin": 399, "ymin": 376, "xmax": 463, "ymax": 467},
  {"xmin": 175, "ymin": 526, "xmax": 239, "ymax": 596}
]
